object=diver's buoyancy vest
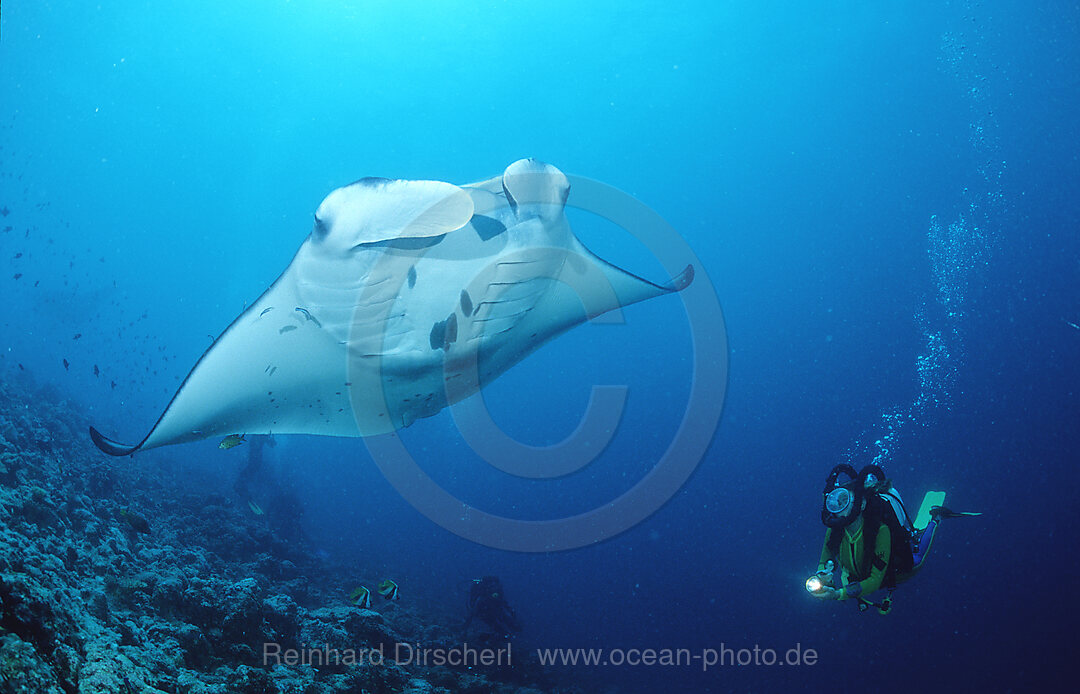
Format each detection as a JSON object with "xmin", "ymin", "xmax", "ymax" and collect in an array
[{"xmin": 828, "ymin": 488, "xmax": 916, "ymax": 588}]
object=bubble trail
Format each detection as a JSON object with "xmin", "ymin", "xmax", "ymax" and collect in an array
[{"xmin": 842, "ymin": 13, "xmax": 1006, "ymax": 471}]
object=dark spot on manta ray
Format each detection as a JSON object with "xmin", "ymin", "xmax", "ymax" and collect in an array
[
  {"xmin": 446, "ymin": 313, "xmax": 458, "ymax": 344},
  {"xmin": 429, "ymin": 312, "xmax": 459, "ymax": 351},
  {"xmin": 460, "ymin": 290, "xmax": 473, "ymax": 316},
  {"xmin": 471, "ymin": 214, "xmax": 507, "ymax": 242},
  {"xmin": 429, "ymin": 321, "xmax": 444, "ymax": 350},
  {"xmin": 408, "ymin": 266, "xmax": 416, "ymax": 289},
  {"xmin": 279, "ymin": 325, "xmax": 298, "ymax": 334}
]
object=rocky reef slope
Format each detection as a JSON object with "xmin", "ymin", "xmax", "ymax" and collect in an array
[{"xmin": 0, "ymin": 377, "xmax": 579, "ymax": 694}]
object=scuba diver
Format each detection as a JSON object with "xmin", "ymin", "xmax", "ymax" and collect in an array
[
  {"xmin": 232, "ymin": 434, "xmax": 276, "ymax": 513},
  {"xmin": 806, "ymin": 464, "xmax": 980, "ymax": 614},
  {"xmin": 464, "ymin": 576, "xmax": 522, "ymax": 638}
]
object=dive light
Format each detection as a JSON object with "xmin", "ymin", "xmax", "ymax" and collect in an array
[{"xmin": 806, "ymin": 561, "xmax": 834, "ymax": 594}]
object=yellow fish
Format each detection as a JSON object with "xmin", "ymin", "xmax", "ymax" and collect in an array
[{"xmin": 218, "ymin": 434, "xmax": 246, "ymax": 449}]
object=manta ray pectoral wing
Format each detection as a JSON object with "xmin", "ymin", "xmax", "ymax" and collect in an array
[
  {"xmin": 552, "ymin": 237, "xmax": 694, "ymax": 324},
  {"xmin": 588, "ymin": 253, "xmax": 694, "ymax": 313},
  {"xmin": 88, "ymin": 426, "xmax": 143, "ymax": 456}
]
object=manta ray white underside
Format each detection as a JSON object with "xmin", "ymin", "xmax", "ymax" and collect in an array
[{"xmin": 89, "ymin": 159, "xmax": 693, "ymax": 455}]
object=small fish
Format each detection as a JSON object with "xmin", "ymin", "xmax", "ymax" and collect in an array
[
  {"xmin": 2, "ymin": 226, "xmax": 11, "ymax": 232},
  {"xmin": 377, "ymin": 579, "xmax": 399, "ymax": 601},
  {"xmin": 119, "ymin": 508, "xmax": 151, "ymax": 534},
  {"xmin": 13, "ymin": 273, "xmax": 21, "ymax": 280},
  {"xmin": 247, "ymin": 500, "xmax": 265, "ymax": 516},
  {"xmin": 260, "ymin": 307, "xmax": 274, "ymax": 317},
  {"xmin": 93, "ymin": 365, "xmax": 100, "ymax": 377},
  {"xmin": 219, "ymin": 433, "xmax": 246, "ymax": 449},
  {"xmin": 110, "ymin": 380, "xmax": 116, "ymax": 389},
  {"xmin": 13, "ymin": 252, "xmax": 21, "ymax": 259},
  {"xmin": 62, "ymin": 358, "xmax": 69, "ymax": 370},
  {"xmin": 295, "ymin": 307, "xmax": 323, "ymax": 328},
  {"xmin": 349, "ymin": 585, "xmax": 372, "ymax": 608},
  {"xmin": 0, "ymin": 207, "xmax": 8, "ymax": 217},
  {"xmin": 1066, "ymin": 319, "xmax": 1080, "ymax": 331},
  {"xmin": 73, "ymin": 333, "xmax": 82, "ymax": 340}
]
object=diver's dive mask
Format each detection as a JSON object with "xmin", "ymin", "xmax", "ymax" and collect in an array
[
  {"xmin": 820, "ymin": 463, "xmax": 890, "ymax": 528},
  {"xmin": 821, "ymin": 464, "xmax": 862, "ymax": 528},
  {"xmin": 825, "ymin": 487, "xmax": 854, "ymax": 515}
]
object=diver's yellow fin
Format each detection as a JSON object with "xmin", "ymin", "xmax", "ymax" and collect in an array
[{"xmin": 915, "ymin": 491, "xmax": 946, "ymax": 530}]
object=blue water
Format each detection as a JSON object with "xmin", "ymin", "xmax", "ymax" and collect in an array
[{"xmin": 2, "ymin": 1, "xmax": 1078, "ymax": 691}]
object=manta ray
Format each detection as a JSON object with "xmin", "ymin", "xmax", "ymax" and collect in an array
[{"xmin": 89, "ymin": 159, "xmax": 693, "ymax": 456}]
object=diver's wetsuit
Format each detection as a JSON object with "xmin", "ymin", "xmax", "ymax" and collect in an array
[
  {"xmin": 818, "ymin": 517, "xmax": 940, "ymax": 600},
  {"xmin": 818, "ymin": 520, "xmax": 891, "ymax": 600}
]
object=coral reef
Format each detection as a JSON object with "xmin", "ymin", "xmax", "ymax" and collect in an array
[{"xmin": 0, "ymin": 377, "xmax": 581, "ymax": 694}]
